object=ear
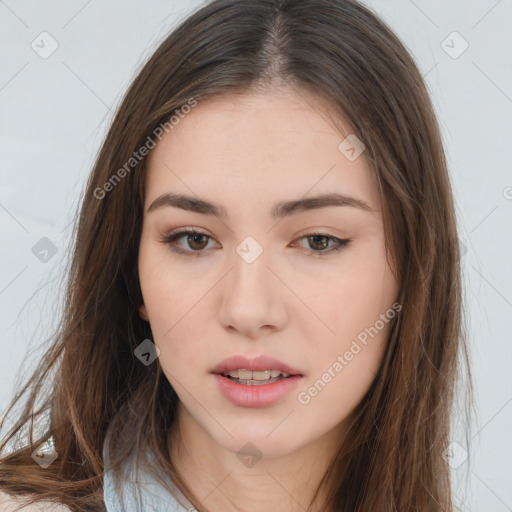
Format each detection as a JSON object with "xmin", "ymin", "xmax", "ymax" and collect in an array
[{"xmin": 138, "ymin": 303, "xmax": 149, "ymax": 321}]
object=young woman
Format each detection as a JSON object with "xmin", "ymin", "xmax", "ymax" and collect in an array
[{"xmin": 0, "ymin": 0, "xmax": 469, "ymax": 510}]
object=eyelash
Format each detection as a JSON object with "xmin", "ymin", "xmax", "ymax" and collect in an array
[{"xmin": 160, "ymin": 228, "xmax": 351, "ymax": 257}]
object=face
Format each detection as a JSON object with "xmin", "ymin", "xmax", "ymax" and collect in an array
[{"xmin": 137, "ymin": 88, "xmax": 400, "ymax": 459}]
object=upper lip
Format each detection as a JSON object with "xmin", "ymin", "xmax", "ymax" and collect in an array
[{"xmin": 211, "ymin": 355, "xmax": 303, "ymax": 376}]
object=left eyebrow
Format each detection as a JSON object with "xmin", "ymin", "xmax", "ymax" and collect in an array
[
  {"xmin": 146, "ymin": 192, "xmax": 376, "ymax": 218},
  {"xmin": 272, "ymin": 192, "xmax": 375, "ymax": 217}
]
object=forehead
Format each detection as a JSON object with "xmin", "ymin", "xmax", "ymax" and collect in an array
[{"xmin": 144, "ymin": 88, "xmax": 380, "ymax": 213}]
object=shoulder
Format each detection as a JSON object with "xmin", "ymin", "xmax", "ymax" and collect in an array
[{"xmin": 0, "ymin": 491, "xmax": 72, "ymax": 511}]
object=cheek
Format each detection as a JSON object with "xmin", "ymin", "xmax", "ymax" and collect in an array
[
  {"xmin": 295, "ymin": 296, "xmax": 394, "ymax": 427},
  {"xmin": 138, "ymin": 250, "xmax": 211, "ymax": 371},
  {"xmin": 297, "ymin": 244, "xmax": 397, "ymax": 345},
  {"xmin": 140, "ymin": 281, "xmax": 209, "ymax": 371},
  {"xmin": 296, "ymin": 350, "xmax": 382, "ymax": 436},
  {"xmin": 138, "ymin": 239, "xmax": 208, "ymax": 327},
  {"xmin": 294, "ymin": 242, "xmax": 397, "ymax": 408}
]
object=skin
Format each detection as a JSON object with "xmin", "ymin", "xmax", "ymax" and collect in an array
[{"xmin": 137, "ymin": 87, "xmax": 400, "ymax": 512}]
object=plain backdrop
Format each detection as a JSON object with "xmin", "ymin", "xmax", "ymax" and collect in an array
[{"xmin": 1, "ymin": 1, "xmax": 511, "ymax": 510}]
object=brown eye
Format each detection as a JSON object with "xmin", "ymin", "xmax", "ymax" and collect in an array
[
  {"xmin": 307, "ymin": 235, "xmax": 330, "ymax": 251},
  {"xmin": 293, "ymin": 232, "xmax": 351, "ymax": 255},
  {"xmin": 162, "ymin": 229, "xmax": 350, "ymax": 257},
  {"xmin": 162, "ymin": 229, "xmax": 218, "ymax": 255},
  {"xmin": 187, "ymin": 233, "xmax": 209, "ymax": 250}
]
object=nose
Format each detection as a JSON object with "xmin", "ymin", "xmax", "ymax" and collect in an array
[{"xmin": 219, "ymin": 247, "xmax": 288, "ymax": 339}]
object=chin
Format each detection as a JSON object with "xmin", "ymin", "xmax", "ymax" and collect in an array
[{"xmin": 212, "ymin": 423, "xmax": 302, "ymax": 458}]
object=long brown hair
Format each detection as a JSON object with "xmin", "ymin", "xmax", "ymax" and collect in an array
[{"xmin": 0, "ymin": 0, "xmax": 470, "ymax": 510}]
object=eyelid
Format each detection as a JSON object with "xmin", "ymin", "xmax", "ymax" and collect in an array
[
  {"xmin": 165, "ymin": 226, "xmax": 210, "ymax": 238},
  {"xmin": 160, "ymin": 227, "xmax": 218, "ymax": 255},
  {"xmin": 291, "ymin": 232, "xmax": 351, "ymax": 255}
]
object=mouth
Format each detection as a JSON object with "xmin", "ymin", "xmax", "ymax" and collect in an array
[
  {"xmin": 218, "ymin": 369, "xmax": 295, "ymax": 386},
  {"xmin": 211, "ymin": 354, "xmax": 304, "ymax": 387}
]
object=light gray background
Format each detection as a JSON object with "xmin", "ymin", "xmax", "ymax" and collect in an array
[{"xmin": 1, "ymin": 1, "xmax": 511, "ymax": 510}]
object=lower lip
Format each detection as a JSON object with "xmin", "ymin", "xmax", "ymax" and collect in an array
[{"xmin": 212, "ymin": 374, "xmax": 303, "ymax": 408}]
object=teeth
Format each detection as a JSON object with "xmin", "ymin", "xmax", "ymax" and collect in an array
[
  {"xmin": 238, "ymin": 369, "xmax": 253, "ymax": 380},
  {"xmin": 252, "ymin": 370, "xmax": 272, "ymax": 381},
  {"xmin": 222, "ymin": 369, "xmax": 290, "ymax": 380}
]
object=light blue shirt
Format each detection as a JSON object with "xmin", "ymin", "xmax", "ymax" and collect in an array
[{"xmin": 102, "ymin": 429, "xmax": 196, "ymax": 512}]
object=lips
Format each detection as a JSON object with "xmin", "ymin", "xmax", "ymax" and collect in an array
[{"xmin": 211, "ymin": 355, "xmax": 303, "ymax": 376}]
